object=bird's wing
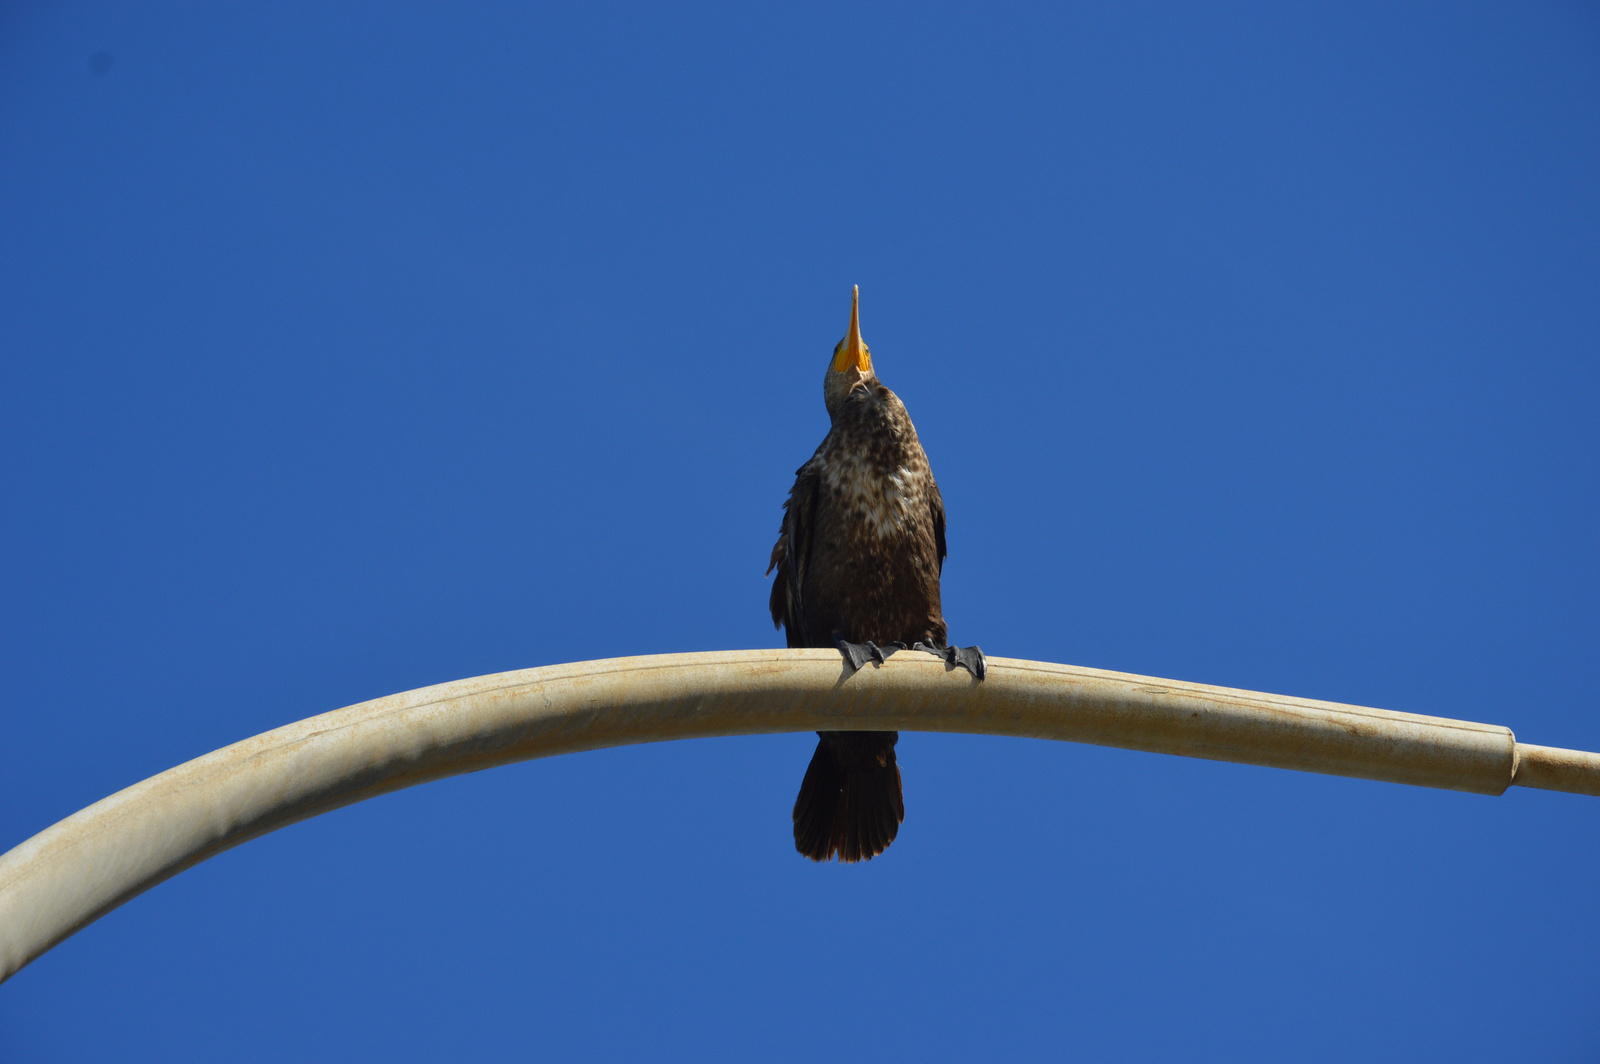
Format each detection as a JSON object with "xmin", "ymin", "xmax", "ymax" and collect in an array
[
  {"xmin": 768, "ymin": 463, "xmax": 819, "ymax": 645},
  {"xmin": 930, "ymin": 478, "xmax": 947, "ymax": 575}
]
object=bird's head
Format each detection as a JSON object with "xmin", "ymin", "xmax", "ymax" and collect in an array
[{"xmin": 824, "ymin": 285, "xmax": 877, "ymax": 416}]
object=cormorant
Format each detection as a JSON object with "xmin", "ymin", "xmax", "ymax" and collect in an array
[{"xmin": 768, "ymin": 286, "xmax": 985, "ymax": 863}]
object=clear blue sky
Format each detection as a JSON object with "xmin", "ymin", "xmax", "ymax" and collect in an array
[{"xmin": 3, "ymin": 3, "xmax": 1597, "ymax": 1060}]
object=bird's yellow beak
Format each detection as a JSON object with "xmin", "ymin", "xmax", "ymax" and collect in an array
[{"xmin": 831, "ymin": 285, "xmax": 872, "ymax": 374}]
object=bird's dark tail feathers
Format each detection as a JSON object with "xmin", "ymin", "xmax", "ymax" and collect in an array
[{"xmin": 793, "ymin": 731, "xmax": 904, "ymax": 862}]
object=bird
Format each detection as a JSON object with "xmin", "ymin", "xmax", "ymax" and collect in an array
[{"xmin": 768, "ymin": 286, "xmax": 985, "ymax": 863}]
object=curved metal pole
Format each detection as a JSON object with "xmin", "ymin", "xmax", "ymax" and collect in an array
[{"xmin": 2, "ymin": 649, "xmax": 1596, "ymax": 982}]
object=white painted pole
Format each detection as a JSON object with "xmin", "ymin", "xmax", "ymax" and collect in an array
[{"xmin": 1, "ymin": 649, "xmax": 1594, "ymax": 982}]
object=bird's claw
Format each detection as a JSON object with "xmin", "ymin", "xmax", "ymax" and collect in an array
[
  {"xmin": 836, "ymin": 639, "xmax": 907, "ymax": 672},
  {"xmin": 912, "ymin": 642, "xmax": 987, "ymax": 680}
]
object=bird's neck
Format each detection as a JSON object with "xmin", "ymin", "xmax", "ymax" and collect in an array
[{"xmin": 823, "ymin": 366, "xmax": 879, "ymax": 419}]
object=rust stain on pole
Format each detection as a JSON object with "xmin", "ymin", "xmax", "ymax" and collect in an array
[{"xmin": 0, "ymin": 649, "xmax": 1594, "ymax": 983}]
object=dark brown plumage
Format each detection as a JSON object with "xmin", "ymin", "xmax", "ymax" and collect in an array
[{"xmin": 768, "ymin": 286, "xmax": 977, "ymax": 863}]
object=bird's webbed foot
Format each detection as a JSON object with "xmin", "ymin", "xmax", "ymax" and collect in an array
[
  {"xmin": 836, "ymin": 639, "xmax": 908, "ymax": 672},
  {"xmin": 912, "ymin": 641, "xmax": 987, "ymax": 680}
]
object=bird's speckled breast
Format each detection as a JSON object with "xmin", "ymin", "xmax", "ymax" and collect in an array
[{"xmin": 802, "ymin": 385, "xmax": 946, "ymax": 646}]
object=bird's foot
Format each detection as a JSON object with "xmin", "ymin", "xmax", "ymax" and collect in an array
[
  {"xmin": 836, "ymin": 639, "xmax": 907, "ymax": 672},
  {"xmin": 912, "ymin": 642, "xmax": 987, "ymax": 680}
]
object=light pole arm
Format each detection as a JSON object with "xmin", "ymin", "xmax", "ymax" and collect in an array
[{"xmin": 1, "ymin": 649, "xmax": 1594, "ymax": 983}]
